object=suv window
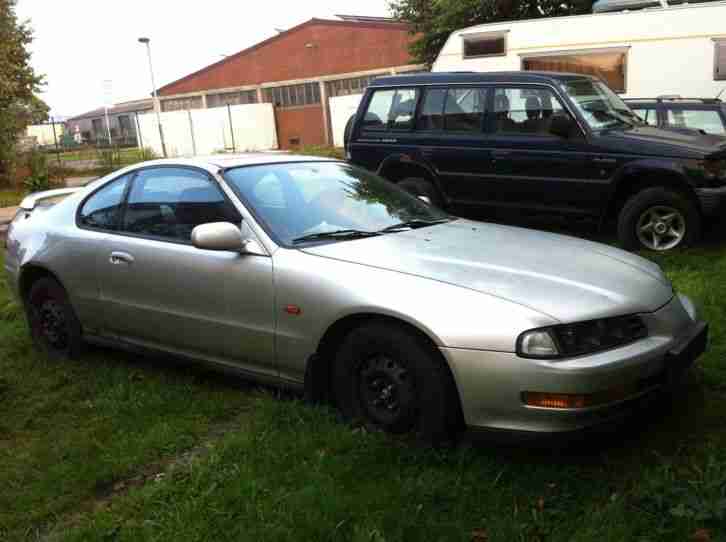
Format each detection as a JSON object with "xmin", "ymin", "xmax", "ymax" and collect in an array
[
  {"xmin": 631, "ymin": 107, "xmax": 658, "ymax": 126},
  {"xmin": 493, "ymin": 87, "xmax": 565, "ymax": 135},
  {"xmin": 78, "ymin": 174, "xmax": 130, "ymax": 231},
  {"xmin": 417, "ymin": 88, "xmax": 487, "ymax": 132},
  {"xmin": 665, "ymin": 109, "xmax": 726, "ymax": 135},
  {"xmin": 362, "ymin": 89, "xmax": 419, "ymax": 131},
  {"xmin": 122, "ymin": 167, "xmax": 239, "ymax": 242}
]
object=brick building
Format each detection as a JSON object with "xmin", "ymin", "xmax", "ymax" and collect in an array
[{"xmin": 157, "ymin": 15, "xmax": 424, "ymax": 149}]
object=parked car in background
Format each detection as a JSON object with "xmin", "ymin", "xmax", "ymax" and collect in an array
[
  {"xmin": 4, "ymin": 155, "xmax": 708, "ymax": 443},
  {"xmin": 346, "ymin": 72, "xmax": 726, "ymax": 252},
  {"xmin": 625, "ymin": 97, "xmax": 726, "ymax": 136}
]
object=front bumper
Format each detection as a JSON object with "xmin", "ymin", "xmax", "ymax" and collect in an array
[
  {"xmin": 696, "ymin": 185, "xmax": 726, "ymax": 217},
  {"xmin": 442, "ymin": 294, "xmax": 707, "ymax": 435}
]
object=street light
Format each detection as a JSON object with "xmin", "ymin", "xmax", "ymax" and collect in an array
[{"xmin": 138, "ymin": 36, "xmax": 167, "ymax": 157}]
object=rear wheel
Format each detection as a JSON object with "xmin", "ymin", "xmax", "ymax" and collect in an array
[
  {"xmin": 26, "ymin": 277, "xmax": 83, "ymax": 360},
  {"xmin": 398, "ymin": 177, "xmax": 444, "ymax": 208},
  {"xmin": 333, "ymin": 321, "xmax": 460, "ymax": 444},
  {"xmin": 617, "ymin": 187, "xmax": 701, "ymax": 252}
]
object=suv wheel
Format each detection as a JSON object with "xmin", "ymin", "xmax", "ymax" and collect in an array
[
  {"xmin": 617, "ymin": 187, "xmax": 702, "ymax": 252},
  {"xmin": 398, "ymin": 178, "xmax": 443, "ymax": 208}
]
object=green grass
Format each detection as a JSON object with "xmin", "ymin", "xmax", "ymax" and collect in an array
[
  {"xmin": 56, "ymin": 148, "xmax": 147, "ymax": 164},
  {"xmin": 0, "ymin": 189, "xmax": 25, "ymax": 208},
  {"xmin": 1, "ymin": 233, "xmax": 726, "ymax": 541},
  {"xmin": 296, "ymin": 145, "xmax": 346, "ymax": 160}
]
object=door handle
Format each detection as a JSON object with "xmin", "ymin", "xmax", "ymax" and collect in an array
[{"xmin": 109, "ymin": 251, "xmax": 135, "ymax": 265}]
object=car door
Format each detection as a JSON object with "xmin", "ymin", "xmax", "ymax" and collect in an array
[
  {"xmin": 413, "ymin": 86, "xmax": 496, "ymax": 203},
  {"xmin": 483, "ymin": 85, "xmax": 611, "ymax": 216},
  {"xmin": 98, "ymin": 166, "xmax": 276, "ymax": 377}
]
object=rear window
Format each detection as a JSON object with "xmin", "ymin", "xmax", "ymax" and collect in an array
[{"xmin": 361, "ymin": 89, "xmax": 420, "ymax": 131}]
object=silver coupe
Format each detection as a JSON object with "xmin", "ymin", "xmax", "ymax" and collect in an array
[{"xmin": 4, "ymin": 155, "xmax": 708, "ymax": 442}]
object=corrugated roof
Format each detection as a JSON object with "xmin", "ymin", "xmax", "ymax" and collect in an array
[{"xmin": 68, "ymin": 98, "xmax": 153, "ymax": 122}]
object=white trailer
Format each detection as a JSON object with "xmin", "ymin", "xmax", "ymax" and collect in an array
[{"xmin": 433, "ymin": 1, "xmax": 726, "ymax": 99}]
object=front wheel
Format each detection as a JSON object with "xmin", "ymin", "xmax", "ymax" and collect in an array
[
  {"xmin": 26, "ymin": 277, "xmax": 83, "ymax": 360},
  {"xmin": 617, "ymin": 187, "xmax": 702, "ymax": 252},
  {"xmin": 333, "ymin": 322, "xmax": 461, "ymax": 444}
]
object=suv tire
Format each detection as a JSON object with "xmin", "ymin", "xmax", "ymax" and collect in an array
[
  {"xmin": 333, "ymin": 321, "xmax": 460, "ymax": 445},
  {"xmin": 398, "ymin": 178, "xmax": 443, "ymax": 208},
  {"xmin": 26, "ymin": 277, "xmax": 83, "ymax": 360},
  {"xmin": 617, "ymin": 187, "xmax": 702, "ymax": 252}
]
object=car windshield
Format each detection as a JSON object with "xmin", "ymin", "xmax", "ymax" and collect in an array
[
  {"xmin": 223, "ymin": 162, "xmax": 450, "ymax": 246},
  {"xmin": 563, "ymin": 79, "xmax": 641, "ymax": 131}
]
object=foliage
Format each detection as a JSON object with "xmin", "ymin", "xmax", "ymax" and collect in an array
[
  {"xmin": 0, "ymin": 0, "xmax": 48, "ymax": 185},
  {"xmin": 22, "ymin": 149, "xmax": 51, "ymax": 193},
  {"xmin": 296, "ymin": 145, "xmax": 345, "ymax": 160},
  {"xmin": 389, "ymin": 0, "xmax": 594, "ymax": 66}
]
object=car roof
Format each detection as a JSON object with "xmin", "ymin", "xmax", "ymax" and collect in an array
[
  {"xmin": 369, "ymin": 71, "xmax": 595, "ymax": 87},
  {"xmin": 130, "ymin": 153, "xmax": 340, "ymax": 172}
]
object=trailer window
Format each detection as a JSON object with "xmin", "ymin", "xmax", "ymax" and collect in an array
[
  {"xmin": 716, "ymin": 40, "xmax": 726, "ymax": 81},
  {"xmin": 463, "ymin": 32, "xmax": 506, "ymax": 59},
  {"xmin": 523, "ymin": 49, "xmax": 627, "ymax": 93}
]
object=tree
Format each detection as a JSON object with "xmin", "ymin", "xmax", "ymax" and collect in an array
[
  {"xmin": 0, "ymin": 0, "xmax": 47, "ymax": 184},
  {"xmin": 389, "ymin": 0, "xmax": 594, "ymax": 67}
]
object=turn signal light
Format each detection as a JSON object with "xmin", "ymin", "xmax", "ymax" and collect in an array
[
  {"xmin": 523, "ymin": 383, "xmax": 639, "ymax": 410},
  {"xmin": 523, "ymin": 392, "xmax": 587, "ymax": 409}
]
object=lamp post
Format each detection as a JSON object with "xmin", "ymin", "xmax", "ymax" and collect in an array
[{"xmin": 138, "ymin": 37, "xmax": 167, "ymax": 157}]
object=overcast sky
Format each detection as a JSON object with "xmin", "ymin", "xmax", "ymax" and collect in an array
[{"xmin": 16, "ymin": 0, "xmax": 392, "ymax": 118}]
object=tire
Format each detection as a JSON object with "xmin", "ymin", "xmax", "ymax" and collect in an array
[
  {"xmin": 617, "ymin": 187, "xmax": 702, "ymax": 252},
  {"xmin": 398, "ymin": 177, "xmax": 444, "ymax": 208},
  {"xmin": 332, "ymin": 321, "xmax": 461, "ymax": 444},
  {"xmin": 26, "ymin": 277, "xmax": 83, "ymax": 360}
]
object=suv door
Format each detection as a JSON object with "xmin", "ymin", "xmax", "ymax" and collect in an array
[
  {"xmin": 96, "ymin": 166, "xmax": 276, "ymax": 377},
  {"xmin": 484, "ymin": 85, "xmax": 611, "ymax": 216},
  {"xmin": 413, "ymin": 86, "xmax": 494, "ymax": 203}
]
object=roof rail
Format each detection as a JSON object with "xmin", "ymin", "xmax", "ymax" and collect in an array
[{"xmin": 625, "ymin": 97, "xmax": 723, "ymax": 103}]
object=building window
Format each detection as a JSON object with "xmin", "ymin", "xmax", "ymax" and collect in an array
[
  {"xmin": 327, "ymin": 74, "xmax": 384, "ymax": 98},
  {"xmin": 262, "ymin": 82, "xmax": 320, "ymax": 108},
  {"xmin": 91, "ymin": 118, "xmax": 103, "ymax": 136},
  {"xmin": 522, "ymin": 49, "xmax": 628, "ymax": 93},
  {"xmin": 462, "ymin": 32, "xmax": 507, "ymax": 59},
  {"xmin": 118, "ymin": 115, "xmax": 132, "ymax": 136},
  {"xmin": 206, "ymin": 90, "xmax": 258, "ymax": 108},
  {"xmin": 715, "ymin": 40, "xmax": 726, "ymax": 81},
  {"xmin": 161, "ymin": 96, "xmax": 204, "ymax": 112}
]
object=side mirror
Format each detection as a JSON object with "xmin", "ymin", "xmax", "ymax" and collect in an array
[
  {"xmin": 549, "ymin": 113, "xmax": 576, "ymax": 138},
  {"xmin": 191, "ymin": 222, "xmax": 245, "ymax": 252}
]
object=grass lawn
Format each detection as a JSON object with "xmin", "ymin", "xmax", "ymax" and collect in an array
[
  {"xmin": 56, "ymin": 148, "xmax": 147, "ymax": 164},
  {"xmin": 1, "ymin": 223, "xmax": 725, "ymax": 541},
  {"xmin": 0, "ymin": 189, "xmax": 26, "ymax": 208}
]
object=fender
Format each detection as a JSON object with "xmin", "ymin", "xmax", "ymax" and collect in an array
[
  {"xmin": 376, "ymin": 154, "xmax": 448, "ymax": 203},
  {"xmin": 600, "ymin": 157, "xmax": 697, "ymax": 227}
]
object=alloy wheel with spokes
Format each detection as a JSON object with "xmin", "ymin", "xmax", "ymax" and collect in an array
[
  {"xmin": 27, "ymin": 277, "xmax": 83, "ymax": 359},
  {"xmin": 636, "ymin": 205, "xmax": 686, "ymax": 251}
]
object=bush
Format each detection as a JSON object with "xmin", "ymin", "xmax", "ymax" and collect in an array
[{"xmin": 22, "ymin": 149, "xmax": 51, "ymax": 193}]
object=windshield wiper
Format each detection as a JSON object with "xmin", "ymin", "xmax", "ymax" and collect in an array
[
  {"xmin": 379, "ymin": 218, "xmax": 451, "ymax": 233},
  {"xmin": 292, "ymin": 229, "xmax": 382, "ymax": 244}
]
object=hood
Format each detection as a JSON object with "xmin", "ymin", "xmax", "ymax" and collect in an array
[
  {"xmin": 301, "ymin": 220, "xmax": 673, "ymax": 323},
  {"xmin": 595, "ymin": 125, "xmax": 726, "ymax": 159}
]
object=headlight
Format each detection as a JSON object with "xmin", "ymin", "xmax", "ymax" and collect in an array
[{"xmin": 517, "ymin": 314, "xmax": 647, "ymax": 360}]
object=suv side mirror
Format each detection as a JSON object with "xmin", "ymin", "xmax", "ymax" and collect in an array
[{"xmin": 549, "ymin": 113, "xmax": 576, "ymax": 138}]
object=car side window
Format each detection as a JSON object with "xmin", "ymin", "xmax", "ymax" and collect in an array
[
  {"xmin": 362, "ymin": 89, "xmax": 419, "ymax": 131},
  {"xmin": 632, "ymin": 108, "xmax": 658, "ymax": 126},
  {"xmin": 122, "ymin": 167, "xmax": 240, "ymax": 242},
  {"xmin": 665, "ymin": 109, "xmax": 726, "ymax": 135},
  {"xmin": 493, "ymin": 87, "xmax": 565, "ymax": 135},
  {"xmin": 443, "ymin": 88, "xmax": 486, "ymax": 132},
  {"xmin": 78, "ymin": 174, "xmax": 130, "ymax": 231}
]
